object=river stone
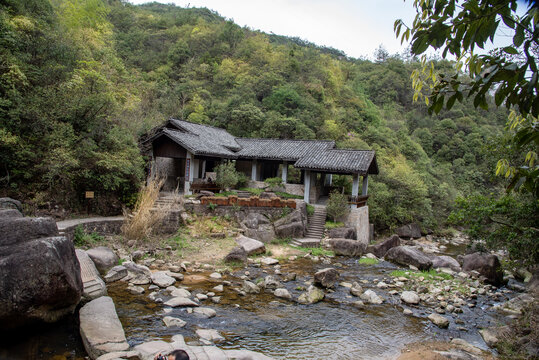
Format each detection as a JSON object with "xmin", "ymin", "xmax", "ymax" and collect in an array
[
  {"xmin": 236, "ymin": 235, "xmax": 266, "ymax": 255},
  {"xmin": 193, "ymin": 307, "xmax": 217, "ymax": 318},
  {"xmin": 366, "ymin": 234, "xmax": 401, "ymax": 258},
  {"xmin": 329, "ymin": 238, "xmax": 367, "ymax": 257},
  {"xmin": 385, "ymin": 246, "xmax": 432, "ymax": 270},
  {"xmin": 396, "ymin": 223, "xmax": 422, "ymax": 239},
  {"xmin": 428, "ymin": 313, "xmax": 449, "ymax": 328},
  {"xmin": 224, "ymin": 245, "xmax": 248, "ymax": 263},
  {"xmin": 151, "ymin": 271, "xmax": 175, "ymax": 288},
  {"xmin": 164, "ymin": 296, "xmax": 198, "ymax": 307},
  {"xmin": 242, "ymin": 280, "xmax": 261, "ymax": 294},
  {"xmin": 104, "ymin": 265, "xmax": 128, "ymax": 283},
  {"xmin": 213, "ymin": 284, "xmax": 224, "ymax": 292},
  {"xmin": 127, "ymin": 285, "xmax": 144, "ymax": 295},
  {"xmin": 168, "ymin": 287, "xmax": 191, "ymax": 298},
  {"xmin": 461, "ymin": 252, "xmax": 504, "ymax": 286},
  {"xmin": 163, "ymin": 316, "xmax": 186, "ymax": 328},
  {"xmin": 350, "ymin": 282, "xmax": 363, "ymax": 297},
  {"xmin": 123, "ymin": 261, "xmax": 151, "ymax": 283},
  {"xmin": 133, "ymin": 340, "xmax": 173, "ymax": 360},
  {"xmin": 401, "ymin": 291, "xmax": 420, "ymax": 304},
  {"xmin": 0, "ymin": 215, "xmax": 58, "ymax": 247},
  {"xmin": 86, "ymin": 247, "xmax": 119, "ymax": 275},
  {"xmin": 79, "ymin": 296, "xmax": 129, "ymax": 359},
  {"xmin": 328, "ymin": 227, "xmax": 356, "ymax": 240},
  {"xmin": 261, "ymin": 257, "xmax": 279, "ymax": 265},
  {"xmin": 0, "ymin": 197, "xmax": 23, "ymax": 212},
  {"xmin": 95, "ymin": 351, "xmax": 141, "ymax": 360},
  {"xmin": 274, "ymin": 288, "xmax": 292, "ymax": 300},
  {"xmin": 360, "ymin": 289, "xmax": 384, "ymax": 304},
  {"xmin": 263, "ymin": 275, "xmax": 281, "ymax": 289},
  {"xmin": 430, "ymin": 255, "xmax": 461, "ymax": 272},
  {"xmin": 196, "ymin": 328, "xmax": 225, "ymax": 343},
  {"xmin": 209, "ymin": 272, "xmax": 222, "ymax": 279},
  {"xmin": 166, "ymin": 271, "xmax": 184, "ymax": 281},
  {"xmin": 298, "ymin": 285, "xmax": 324, "ymax": 304},
  {"xmin": 245, "ymin": 224, "xmax": 276, "ymax": 244},
  {"xmin": 0, "ymin": 234, "xmax": 82, "ymax": 330},
  {"xmin": 314, "ymin": 268, "xmax": 339, "ymax": 288}
]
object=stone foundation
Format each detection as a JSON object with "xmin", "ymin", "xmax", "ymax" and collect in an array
[{"xmin": 346, "ymin": 206, "xmax": 370, "ymax": 246}]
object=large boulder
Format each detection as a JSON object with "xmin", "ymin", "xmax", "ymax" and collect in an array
[
  {"xmin": 0, "ymin": 212, "xmax": 82, "ymax": 330},
  {"xmin": 328, "ymin": 227, "xmax": 356, "ymax": 240},
  {"xmin": 0, "ymin": 208, "xmax": 23, "ymax": 218},
  {"xmin": 0, "ymin": 215, "xmax": 58, "ymax": 247},
  {"xmin": 86, "ymin": 247, "xmax": 119, "ymax": 275},
  {"xmin": 366, "ymin": 234, "xmax": 401, "ymax": 258},
  {"xmin": 224, "ymin": 245, "xmax": 247, "ymax": 263},
  {"xmin": 461, "ymin": 252, "xmax": 504, "ymax": 286},
  {"xmin": 241, "ymin": 213, "xmax": 270, "ymax": 229},
  {"xmin": 385, "ymin": 246, "xmax": 432, "ymax": 270},
  {"xmin": 245, "ymin": 224, "xmax": 276, "ymax": 243},
  {"xmin": 329, "ymin": 238, "xmax": 367, "ymax": 257},
  {"xmin": 297, "ymin": 285, "xmax": 324, "ymax": 304},
  {"xmin": 396, "ymin": 223, "xmax": 422, "ymax": 239},
  {"xmin": 430, "ymin": 255, "xmax": 461, "ymax": 272},
  {"xmin": 274, "ymin": 210, "xmax": 305, "ymax": 238},
  {"xmin": 235, "ymin": 235, "xmax": 266, "ymax": 255},
  {"xmin": 75, "ymin": 249, "xmax": 107, "ymax": 301},
  {"xmin": 314, "ymin": 268, "xmax": 339, "ymax": 288},
  {"xmin": 0, "ymin": 197, "xmax": 23, "ymax": 212},
  {"xmin": 79, "ymin": 296, "xmax": 129, "ymax": 359}
]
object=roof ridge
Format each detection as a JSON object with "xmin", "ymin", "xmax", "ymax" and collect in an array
[
  {"xmin": 163, "ymin": 127, "xmax": 200, "ymax": 137},
  {"xmin": 170, "ymin": 118, "xmax": 230, "ymax": 132},
  {"xmin": 325, "ymin": 148, "xmax": 374, "ymax": 152},
  {"xmin": 236, "ymin": 137, "xmax": 335, "ymax": 143}
]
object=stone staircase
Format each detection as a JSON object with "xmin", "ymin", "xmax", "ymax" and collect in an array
[
  {"xmin": 291, "ymin": 205, "xmax": 326, "ymax": 247},
  {"xmin": 155, "ymin": 192, "xmax": 182, "ymax": 208},
  {"xmin": 236, "ymin": 190, "xmax": 251, "ymax": 198}
]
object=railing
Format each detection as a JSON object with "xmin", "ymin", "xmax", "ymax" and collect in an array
[{"xmin": 348, "ymin": 195, "xmax": 369, "ymax": 207}]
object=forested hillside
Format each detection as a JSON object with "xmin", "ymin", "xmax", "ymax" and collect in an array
[{"xmin": 0, "ymin": 0, "xmax": 510, "ymax": 230}]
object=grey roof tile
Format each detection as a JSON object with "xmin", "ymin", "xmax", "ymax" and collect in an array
[
  {"xmin": 294, "ymin": 149, "xmax": 378, "ymax": 174},
  {"xmin": 235, "ymin": 138, "xmax": 335, "ymax": 161}
]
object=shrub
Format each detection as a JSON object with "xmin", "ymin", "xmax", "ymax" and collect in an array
[
  {"xmin": 215, "ymin": 161, "xmax": 240, "ymax": 190},
  {"xmin": 326, "ymin": 190, "xmax": 350, "ymax": 222},
  {"xmin": 325, "ymin": 221, "xmax": 344, "ymax": 229},
  {"xmin": 264, "ymin": 177, "xmax": 283, "ymax": 190},
  {"xmin": 306, "ymin": 204, "xmax": 315, "ymax": 216},
  {"xmin": 73, "ymin": 225, "xmax": 104, "ymax": 247}
]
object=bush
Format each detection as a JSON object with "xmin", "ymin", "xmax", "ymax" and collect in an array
[
  {"xmin": 73, "ymin": 225, "xmax": 104, "ymax": 247},
  {"xmin": 264, "ymin": 177, "xmax": 283, "ymax": 190},
  {"xmin": 306, "ymin": 204, "xmax": 315, "ymax": 216},
  {"xmin": 215, "ymin": 161, "xmax": 239, "ymax": 190},
  {"xmin": 326, "ymin": 191, "xmax": 350, "ymax": 222}
]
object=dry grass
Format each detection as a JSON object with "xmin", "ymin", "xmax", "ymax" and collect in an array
[{"xmin": 122, "ymin": 175, "xmax": 180, "ymax": 241}]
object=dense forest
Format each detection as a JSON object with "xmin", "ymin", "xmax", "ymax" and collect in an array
[{"xmin": 0, "ymin": 0, "xmax": 523, "ymax": 233}]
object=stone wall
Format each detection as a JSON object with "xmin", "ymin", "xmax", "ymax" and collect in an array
[
  {"xmin": 62, "ymin": 219, "xmax": 124, "ymax": 242},
  {"xmin": 185, "ymin": 203, "xmax": 285, "ymax": 220}
]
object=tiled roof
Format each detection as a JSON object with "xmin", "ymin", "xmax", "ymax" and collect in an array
[
  {"xmin": 294, "ymin": 149, "xmax": 378, "ymax": 175},
  {"xmin": 161, "ymin": 128, "xmax": 238, "ymax": 158},
  {"xmin": 235, "ymin": 138, "xmax": 335, "ymax": 161},
  {"xmin": 170, "ymin": 119, "xmax": 241, "ymax": 151}
]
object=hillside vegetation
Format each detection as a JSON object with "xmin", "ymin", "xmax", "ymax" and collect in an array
[{"xmin": 0, "ymin": 0, "xmax": 511, "ymax": 231}]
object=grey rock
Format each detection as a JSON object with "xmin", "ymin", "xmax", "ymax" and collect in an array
[
  {"xmin": 104, "ymin": 265, "xmax": 128, "ymax": 283},
  {"xmin": 350, "ymin": 282, "xmax": 363, "ymax": 297},
  {"xmin": 95, "ymin": 351, "xmax": 141, "ymax": 360},
  {"xmin": 193, "ymin": 307, "xmax": 217, "ymax": 318},
  {"xmin": 86, "ymin": 247, "xmax": 119, "ymax": 275},
  {"xmin": 328, "ymin": 227, "xmax": 356, "ymax": 240},
  {"xmin": 360, "ymin": 289, "xmax": 384, "ymax": 304},
  {"xmin": 263, "ymin": 275, "xmax": 281, "ymax": 289},
  {"xmin": 428, "ymin": 313, "xmax": 449, "ymax": 328},
  {"xmin": 245, "ymin": 224, "xmax": 276, "ymax": 243},
  {"xmin": 260, "ymin": 257, "xmax": 279, "ymax": 265},
  {"xmin": 169, "ymin": 287, "xmax": 191, "ymax": 298},
  {"xmin": 329, "ymin": 238, "xmax": 366, "ymax": 257},
  {"xmin": 76, "ymin": 249, "xmax": 107, "ymax": 301},
  {"xmin": 196, "ymin": 328, "xmax": 225, "ymax": 343},
  {"xmin": 242, "ymin": 280, "xmax": 261, "ymax": 294},
  {"xmin": 461, "ymin": 252, "xmax": 504, "ymax": 286},
  {"xmin": 163, "ymin": 316, "xmax": 186, "ymax": 328},
  {"xmin": 79, "ymin": 296, "xmax": 129, "ymax": 359},
  {"xmin": 400, "ymin": 291, "xmax": 420, "ymax": 304},
  {"xmin": 314, "ymin": 268, "xmax": 339, "ymax": 289},
  {"xmin": 0, "ymin": 197, "xmax": 22, "ymax": 212},
  {"xmin": 0, "ymin": 234, "xmax": 82, "ymax": 330},
  {"xmin": 0, "ymin": 209, "xmax": 23, "ymax": 218},
  {"xmin": 274, "ymin": 288, "xmax": 292, "ymax": 300},
  {"xmin": 366, "ymin": 234, "xmax": 401, "ymax": 258},
  {"xmin": 164, "ymin": 297, "xmax": 198, "ymax": 307},
  {"xmin": 385, "ymin": 246, "xmax": 432, "ymax": 270},
  {"xmin": 0, "ymin": 216, "xmax": 57, "ymax": 247},
  {"xmin": 151, "ymin": 271, "xmax": 176, "ymax": 288},
  {"xmin": 166, "ymin": 271, "xmax": 184, "ymax": 281},
  {"xmin": 236, "ymin": 235, "xmax": 266, "ymax": 255},
  {"xmin": 298, "ymin": 285, "xmax": 324, "ymax": 304},
  {"xmin": 396, "ymin": 223, "xmax": 422, "ymax": 239},
  {"xmin": 241, "ymin": 213, "xmax": 270, "ymax": 229},
  {"xmin": 127, "ymin": 285, "xmax": 144, "ymax": 295},
  {"xmin": 431, "ymin": 255, "xmax": 462, "ymax": 272},
  {"xmin": 274, "ymin": 221, "xmax": 305, "ymax": 238}
]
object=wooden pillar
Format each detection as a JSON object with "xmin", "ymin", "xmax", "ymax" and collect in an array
[
  {"xmin": 282, "ymin": 161, "xmax": 288, "ymax": 184},
  {"xmin": 362, "ymin": 174, "xmax": 369, "ymax": 196},
  {"xmin": 304, "ymin": 170, "xmax": 311, "ymax": 204},
  {"xmin": 251, "ymin": 160, "xmax": 258, "ymax": 181},
  {"xmin": 193, "ymin": 159, "xmax": 199, "ymax": 179},
  {"xmin": 351, "ymin": 173, "xmax": 360, "ymax": 209},
  {"xmin": 201, "ymin": 159, "xmax": 206, "ymax": 178}
]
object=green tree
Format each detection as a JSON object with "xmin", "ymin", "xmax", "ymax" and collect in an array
[
  {"xmin": 395, "ymin": 0, "xmax": 538, "ymax": 195},
  {"xmin": 326, "ymin": 191, "xmax": 350, "ymax": 222},
  {"xmin": 215, "ymin": 161, "xmax": 239, "ymax": 190}
]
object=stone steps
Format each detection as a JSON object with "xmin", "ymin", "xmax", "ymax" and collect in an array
[
  {"xmin": 305, "ymin": 207, "xmax": 326, "ymax": 240},
  {"xmin": 236, "ymin": 190, "xmax": 251, "ymax": 198}
]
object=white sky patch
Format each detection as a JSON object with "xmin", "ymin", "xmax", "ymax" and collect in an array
[{"xmin": 127, "ymin": 0, "xmax": 418, "ymax": 59}]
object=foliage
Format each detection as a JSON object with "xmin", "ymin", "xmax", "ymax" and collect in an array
[
  {"xmin": 325, "ymin": 221, "xmax": 344, "ymax": 229},
  {"xmin": 448, "ymin": 194, "xmax": 539, "ymax": 265},
  {"xmin": 215, "ymin": 161, "xmax": 239, "ymax": 190},
  {"xmin": 73, "ymin": 225, "xmax": 104, "ymax": 247},
  {"xmin": 395, "ymin": 0, "xmax": 538, "ymax": 195},
  {"xmin": 296, "ymin": 246, "xmax": 335, "ymax": 257},
  {"xmin": 264, "ymin": 177, "xmax": 284, "ymax": 190},
  {"xmin": 208, "ymin": 202, "xmax": 217, "ymax": 211},
  {"xmin": 306, "ymin": 204, "xmax": 315, "ymax": 216},
  {"xmin": 326, "ymin": 191, "xmax": 350, "ymax": 222},
  {"xmin": 240, "ymin": 187, "xmax": 264, "ymax": 196},
  {"xmin": 274, "ymin": 191, "xmax": 303, "ymax": 199}
]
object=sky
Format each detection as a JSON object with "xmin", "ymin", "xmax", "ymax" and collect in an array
[{"xmin": 127, "ymin": 0, "xmax": 418, "ymax": 59}]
